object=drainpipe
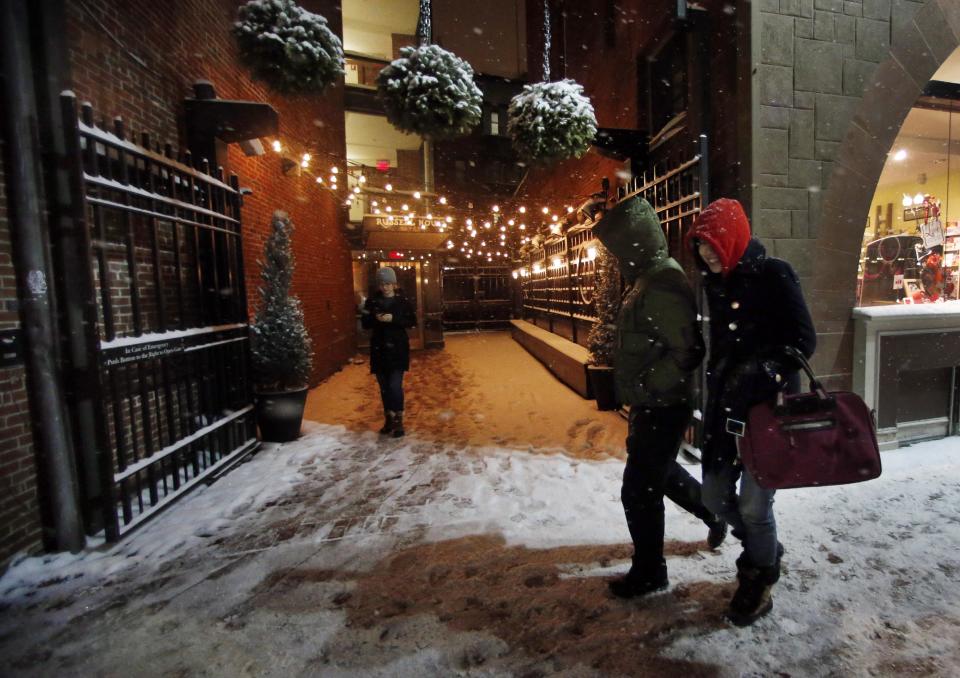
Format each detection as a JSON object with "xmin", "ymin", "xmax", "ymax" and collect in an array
[{"xmin": 0, "ymin": 0, "xmax": 84, "ymax": 552}]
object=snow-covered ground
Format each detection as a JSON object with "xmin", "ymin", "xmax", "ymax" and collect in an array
[{"xmin": 1, "ymin": 334, "xmax": 959, "ymax": 677}]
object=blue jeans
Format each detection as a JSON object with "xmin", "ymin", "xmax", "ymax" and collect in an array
[
  {"xmin": 702, "ymin": 458, "xmax": 778, "ymax": 567},
  {"xmin": 375, "ymin": 370, "xmax": 405, "ymax": 412}
]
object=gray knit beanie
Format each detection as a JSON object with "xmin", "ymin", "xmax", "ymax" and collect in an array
[{"xmin": 377, "ymin": 266, "xmax": 398, "ymax": 285}]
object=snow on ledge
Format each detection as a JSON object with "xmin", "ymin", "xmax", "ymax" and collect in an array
[
  {"xmin": 853, "ymin": 299, "xmax": 960, "ymax": 319},
  {"xmin": 99, "ymin": 323, "xmax": 246, "ymax": 349}
]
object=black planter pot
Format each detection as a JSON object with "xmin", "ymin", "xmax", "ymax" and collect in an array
[
  {"xmin": 587, "ymin": 365, "xmax": 618, "ymax": 411},
  {"xmin": 255, "ymin": 387, "xmax": 309, "ymax": 442}
]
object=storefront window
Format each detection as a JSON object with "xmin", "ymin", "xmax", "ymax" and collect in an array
[{"xmin": 858, "ymin": 66, "xmax": 960, "ymax": 306}]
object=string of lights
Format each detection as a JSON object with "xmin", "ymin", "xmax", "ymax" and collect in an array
[{"xmin": 263, "ymin": 132, "xmax": 606, "ymax": 263}]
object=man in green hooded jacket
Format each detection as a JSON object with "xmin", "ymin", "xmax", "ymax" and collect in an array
[{"xmin": 593, "ymin": 195, "xmax": 725, "ymax": 598}]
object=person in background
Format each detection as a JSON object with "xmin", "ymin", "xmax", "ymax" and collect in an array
[
  {"xmin": 593, "ymin": 195, "xmax": 727, "ymax": 600},
  {"xmin": 686, "ymin": 198, "xmax": 816, "ymax": 626},
  {"xmin": 360, "ymin": 266, "xmax": 417, "ymax": 438}
]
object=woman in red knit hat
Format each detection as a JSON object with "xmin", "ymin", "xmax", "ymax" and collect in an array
[{"xmin": 686, "ymin": 198, "xmax": 816, "ymax": 626}]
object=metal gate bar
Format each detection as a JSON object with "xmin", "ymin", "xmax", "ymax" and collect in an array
[{"xmin": 62, "ymin": 96, "xmax": 257, "ymax": 540}]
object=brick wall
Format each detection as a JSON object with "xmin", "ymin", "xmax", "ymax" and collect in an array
[
  {"xmin": 0, "ymin": 0, "xmax": 357, "ymax": 567},
  {"xmin": 66, "ymin": 0, "xmax": 356, "ymax": 385},
  {"xmin": 0, "ymin": 146, "xmax": 45, "ymax": 569}
]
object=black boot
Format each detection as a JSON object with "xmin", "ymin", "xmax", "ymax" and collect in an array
[
  {"xmin": 379, "ymin": 411, "xmax": 395, "ymax": 435},
  {"xmin": 391, "ymin": 411, "xmax": 405, "ymax": 438},
  {"xmin": 707, "ymin": 519, "xmax": 727, "ymax": 550},
  {"xmin": 608, "ymin": 562, "xmax": 668, "ymax": 599},
  {"xmin": 726, "ymin": 553, "xmax": 779, "ymax": 626}
]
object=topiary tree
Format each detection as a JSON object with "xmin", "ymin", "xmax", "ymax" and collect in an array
[
  {"xmin": 250, "ymin": 211, "xmax": 313, "ymax": 391},
  {"xmin": 587, "ymin": 242, "xmax": 619, "ymax": 367}
]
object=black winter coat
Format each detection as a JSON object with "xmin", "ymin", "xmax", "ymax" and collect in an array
[
  {"xmin": 361, "ymin": 291, "xmax": 417, "ymax": 373},
  {"xmin": 701, "ymin": 239, "xmax": 817, "ymax": 469}
]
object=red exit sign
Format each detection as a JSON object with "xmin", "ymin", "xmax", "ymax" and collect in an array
[{"xmin": 387, "ymin": 250, "xmax": 405, "ymax": 260}]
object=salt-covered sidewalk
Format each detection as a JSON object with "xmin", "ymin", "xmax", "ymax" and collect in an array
[{"xmin": 1, "ymin": 333, "xmax": 958, "ymax": 677}]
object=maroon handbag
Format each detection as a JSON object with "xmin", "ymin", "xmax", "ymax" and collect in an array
[{"xmin": 736, "ymin": 347, "xmax": 881, "ymax": 490}]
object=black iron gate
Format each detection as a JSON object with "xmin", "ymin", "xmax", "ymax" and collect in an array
[
  {"xmin": 441, "ymin": 264, "xmax": 513, "ymax": 331},
  {"xmin": 61, "ymin": 96, "xmax": 257, "ymax": 541}
]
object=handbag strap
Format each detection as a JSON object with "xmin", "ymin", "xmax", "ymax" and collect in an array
[{"xmin": 780, "ymin": 345, "xmax": 829, "ymax": 399}]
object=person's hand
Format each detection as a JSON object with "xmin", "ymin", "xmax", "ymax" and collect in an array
[{"xmin": 376, "ymin": 313, "xmax": 393, "ymax": 323}]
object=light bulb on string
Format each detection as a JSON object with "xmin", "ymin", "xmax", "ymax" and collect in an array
[
  {"xmin": 542, "ymin": 207, "xmax": 549, "ymax": 214},
  {"xmin": 484, "ymin": 221, "xmax": 491, "ymax": 229},
  {"xmin": 401, "ymin": 203, "xmax": 409, "ymax": 211},
  {"xmin": 359, "ymin": 174, "xmax": 366, "ymax": 183},
  {"xmin": 492, "ymin": 205, "xmax": 500, "ymax": 213},
  {"xmin": 385, "ymin": 183, "xmax": 393, "ymax": 191},
  {"xmin": 439, "ymin": 196, "xmax": 447, "ymax": 205},
  {"xmin": 414, "ymin": 191, "xmax": 421, "ymax": 199},
  {"xmin": 315, "ymin": 176, "xmax": 323, "ymax": 184},
  {"xmin": 329, "ymin": 175, "xmax": 337, "ymax": 184},
  {"xmin": 519, "ymin": 206, "xmax": 526, "ymax": 214}
]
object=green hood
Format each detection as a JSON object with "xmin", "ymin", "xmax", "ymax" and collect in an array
[{"xmin": 592, "ymin": 196, "xmax": 667, "ymax": 281}]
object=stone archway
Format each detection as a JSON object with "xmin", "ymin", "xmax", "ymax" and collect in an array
[{"xmin": 809, "ymin": 0, "xmax": 960, "ymax": 389}]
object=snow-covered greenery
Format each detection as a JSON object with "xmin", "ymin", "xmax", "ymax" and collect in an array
[
  {"xmin": 251, "ymin": 212, "xmax": 313, "ymax": 391},
  {"xmin": 587, "ymin": 242, "xmax": 620, "ymax": 366},
  {"xmin": 234, "ymin": 0, "xmax": 344, "ymax": 95},
  {"xmin": 376, "ymin": 44, "xmax": 483, "ymax": 140},
  {"xmin": 508, "ymin": 79, "xmax": 597, "ymax": 163}
]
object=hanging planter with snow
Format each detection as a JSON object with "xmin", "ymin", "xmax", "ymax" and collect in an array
[
  {"xmin": 375, "ymin": 0, "xmax": 483, "ymax": 139},
  {"xmin": 508, "ymin": 80, "xmax": 597, "ymax": 163},
  {"xmin": 507, "ymin": 0, "xmax": 597, "ymax": 163},
  {"xmin": 234, "ymin": 0, "xmax": 344, "ymax": 96}
]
